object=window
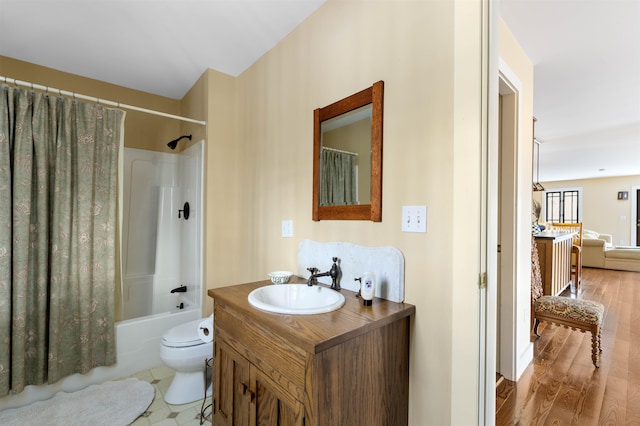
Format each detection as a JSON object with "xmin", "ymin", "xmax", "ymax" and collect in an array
[{"xmin": 544, "ymin": 188, "xmax": 581, "ymax": 223}]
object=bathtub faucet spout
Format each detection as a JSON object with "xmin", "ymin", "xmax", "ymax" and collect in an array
[{"xmin": 170, "ymin": 285, "xmax": 187, "ymax": 293}]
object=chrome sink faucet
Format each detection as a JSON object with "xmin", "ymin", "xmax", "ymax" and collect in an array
[{"xmin": 306, "ymin": 257, "xmax": 341, "ymax": 290}]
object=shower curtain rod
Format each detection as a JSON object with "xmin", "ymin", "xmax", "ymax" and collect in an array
[
  {"xmin": 0, "ymin": 75, "xmax": 207, "ymax": 126},
  {"xmin": 322, "ymin": 146, "xmax": 358, "ymax": 156}
]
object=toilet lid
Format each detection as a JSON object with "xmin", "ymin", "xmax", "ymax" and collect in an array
[{"xmin": 162, "ymin": 319, "xmax": 206, "ymax": 347}]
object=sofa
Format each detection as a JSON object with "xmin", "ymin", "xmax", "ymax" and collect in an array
[{"xmin": 582, "ymin": 229, "xmax": 640, "ymax": 272}]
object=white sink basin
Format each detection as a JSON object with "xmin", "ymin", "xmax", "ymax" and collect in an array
[{"xmin": 248, "ymin": 284, "xmax": 346, "ymax": 315}]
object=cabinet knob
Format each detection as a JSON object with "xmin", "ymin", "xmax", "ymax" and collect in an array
[{"xmin": 241, "ymin": 383, "xmax": 256, "ymax": 402}]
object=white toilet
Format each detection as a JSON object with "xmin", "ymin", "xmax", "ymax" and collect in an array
[{"xmin": 160, "ymin": 318, "xmax": 214, "ymax": 405}]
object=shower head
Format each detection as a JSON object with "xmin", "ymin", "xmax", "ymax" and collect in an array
[{"xmin": 167, "ymin": 134, "xmax": 192, "ymax": 150}]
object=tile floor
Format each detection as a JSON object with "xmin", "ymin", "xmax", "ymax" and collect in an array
[{"xmin": 126, "ymin": 365, "xmax": 211, "ymax": 426}]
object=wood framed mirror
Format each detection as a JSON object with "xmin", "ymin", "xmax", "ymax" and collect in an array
[{"xmin": 313, "ymin": 81, "xmax": 384, "ymax": 221}]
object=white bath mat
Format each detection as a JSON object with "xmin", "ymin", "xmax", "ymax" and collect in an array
[{"xmin": 0, "ymin": 378, "xmax": 154, "ymax": 426}]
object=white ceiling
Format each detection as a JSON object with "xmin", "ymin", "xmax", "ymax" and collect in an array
[
  {"xmin": 0, "ymin": 0, "xmax": 326, "ymax": 99},
  {"xmin": 1, "ymin": 0, "xmax": 638, "ymax": 182},
  {"xmin": 500, "ymin": 0, "xmax": 640, "ymax": 182}
]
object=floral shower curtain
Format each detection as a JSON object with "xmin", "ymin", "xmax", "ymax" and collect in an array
[
  {"xmin": 0, "ymin": 85, "xmax": 125, "ymax": 396},
  {"xmin": 320, "ymin": 148, "xmax": 357, "ymax": 206}
]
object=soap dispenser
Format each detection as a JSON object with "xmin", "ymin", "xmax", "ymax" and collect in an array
[{"xmin": 360, "ymin": 272, "xmax": 376, "ymax": 306}]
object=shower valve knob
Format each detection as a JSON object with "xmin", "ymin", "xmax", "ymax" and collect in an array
[{"xmin": 178, "ymin": 202, "xmax": 190, "ymax": 220}]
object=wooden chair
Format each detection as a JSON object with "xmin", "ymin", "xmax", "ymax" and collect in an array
[
  {"xmin": 531, "ymin": 235, "xmax": 604, "ymax": 367},
  {"xmin": 552, "ymin": 222, "xmax": 583, "ymax": 291}
]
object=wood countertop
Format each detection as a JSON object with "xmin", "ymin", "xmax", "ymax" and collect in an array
[{"xmin": 208, "ymin": 277, "xmax": 415, "ymax": 354}]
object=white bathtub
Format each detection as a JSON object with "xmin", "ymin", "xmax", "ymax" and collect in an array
[{"xmin": 0, "ymin": 308, "xmax": 200, "ymax": 410}]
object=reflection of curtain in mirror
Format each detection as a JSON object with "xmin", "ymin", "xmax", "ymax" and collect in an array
[{"xmin": 320, "ymin": 148, "xmax": 357, "ymax": 206}]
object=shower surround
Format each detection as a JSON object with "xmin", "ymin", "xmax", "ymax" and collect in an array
[{"xmin": 122, "ymin": 143, "xmax": 203, "ymax": 319}]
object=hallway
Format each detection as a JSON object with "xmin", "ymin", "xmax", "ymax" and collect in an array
[{"xmin": 496, "ymin": 267, "xmax": 640, "ymax": 425}]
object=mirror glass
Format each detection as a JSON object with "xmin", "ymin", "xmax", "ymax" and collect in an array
[
  {"xmin": 313, "ymin": 81, "xmax": 383, "ymax": 221},
  {"xmin": 320, "ymin": 104, "xmax": 372, "ymax": 205}
]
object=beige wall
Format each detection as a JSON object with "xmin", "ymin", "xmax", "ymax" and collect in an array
[
  {"xmin": 539, "ymin": 175, "xmax": 640, "ymax": 245},
  {"xmin": 191, "ymin": 70, "xmax": 241, "ymax": 295},
  {"xmin": 198, "ymin": 0, "xmax": 489, "ymax": 423},
  {"xmin": 0, "ymin": 56, "xmax": 181, "ymax": 152}
]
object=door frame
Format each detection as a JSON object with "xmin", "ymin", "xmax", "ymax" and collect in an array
[
  {"xmin": 497, "ymin": 62, "xmax": 521, "ymax": 381},
  {"xmin": 632, "ymin": 186, "xmax": 639, "ymax": 246},
  {"xmin": 478, "ymin": 0, "xmax": 499, "ymax": 422}
]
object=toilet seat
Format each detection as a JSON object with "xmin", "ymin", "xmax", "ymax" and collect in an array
[{"xmin": 162, "ymin": 319, "xmax": 208, "ymax": 348}]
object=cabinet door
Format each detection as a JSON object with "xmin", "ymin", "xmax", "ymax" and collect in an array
[
  {"xmin": 213, "ymin": 340, "xmax": 251, "ymax": 426},
  {"xmin": 252, "ymin": 366, "xmax": 305, "ymax": 426}
]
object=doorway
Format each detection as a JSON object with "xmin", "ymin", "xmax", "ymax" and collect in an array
[{"xmin": 496, "ymin": 69, "xmax": 520, "ymax": 382}]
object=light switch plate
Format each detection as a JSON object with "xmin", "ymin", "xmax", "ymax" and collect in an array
[
  {"xmin": 282, "ymin": 220, "xmax": 293, "ymax": 238},
  {"xmin": 402, "ymin": 205, "xmax": 427, "ymax": 233}
]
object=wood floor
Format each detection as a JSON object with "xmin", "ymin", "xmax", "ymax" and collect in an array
[{"xmin": 496, "ymin": 267, "xmax": 640, "ymax": 425}]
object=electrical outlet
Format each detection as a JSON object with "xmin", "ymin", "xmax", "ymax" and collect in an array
[
  {"xmin": 282, "ymin": 220, "xmax": 293, "ymax": 238},
  {"xmin": 402, "ymin": 205, "xmax": 427, "ymax": 233}
]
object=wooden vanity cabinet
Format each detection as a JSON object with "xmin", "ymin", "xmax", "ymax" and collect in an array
[
  {"xmin": 209, "ymin": 281, "xmax": 415, "ymax": 426},
  {"xmin": 214, "ymin": 338, "xmax": 304, "ymax": 426}
]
